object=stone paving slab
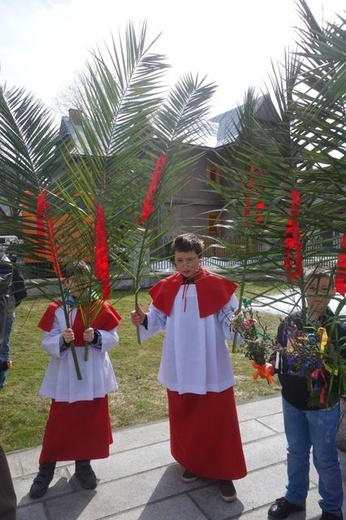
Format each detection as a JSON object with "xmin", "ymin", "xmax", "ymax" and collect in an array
[
  {"xmin": 257, "ymin": 412, "xmax": 285, "ymax": 434},
  {"xmin": 237, "ymin": 395, "xmax": 282, "ymax": 422},
  {"xmin": 106, "ymin": 494, "xmax": 210, "ymax": 520},
  {"xmin": 110, "ymin": 420, "xmax": 170, "ymax": 454}
]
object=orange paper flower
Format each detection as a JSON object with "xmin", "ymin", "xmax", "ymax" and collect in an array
[{"xmin": 251, "ymin": 361, "xmax": 274, "ymax": 384}]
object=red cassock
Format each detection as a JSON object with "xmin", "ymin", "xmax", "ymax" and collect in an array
[
  {"xmin": 39, "ymin": 397, "xmax": 113, "ymax": 464},
  {"xmin": 149, "ymin": 269, "xmax": 247, "ymax": 480},
  {"xmin": 167, "ymin": 388, "xmax": 247, "ymax": 480}
]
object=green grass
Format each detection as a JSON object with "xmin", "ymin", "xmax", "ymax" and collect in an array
[{"xmin": 0, "ymin": 284, "xmax": 282, "ymax": 453}]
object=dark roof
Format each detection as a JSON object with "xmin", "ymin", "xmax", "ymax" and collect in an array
[
  {"xmin": 59, "ymin": 109, "xmax": 87, "ymax": 154},
  {"xmin": 59, "ymin": 95, "xmax": 279, "ymax": 151},
  {"xmin": 209, "ymin": 93, "xmax": 278, "ymax": 147}
]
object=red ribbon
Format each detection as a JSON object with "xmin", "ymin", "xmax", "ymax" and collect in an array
[
  {"xmin": 311, "ymin": 367, "xmax": 327, "ymax": 404},
  {"xmin": 245, "ymin": 166, "xmax": 265, "ymax": 225},
  {"xmin": 95, "ymin": 205, "xmax": 111, "ymax": 300},
  {"xmin": 140, "ymin": 154, "xmax": 167, "ymax": 224},
  {"xmin": 36, "ymin": 193, "xmax": 62, "ymax": 279},
  {"xmin": 335, "ymin": 233, "xmax": 346, "ymax": 296},
  {"xmin": 244, "ymin": 167, "xmax": 254, "ymax": 224},
  {"xmin": 284, "ymin": 190, "xmax": 303, "ymax": 283},
  {"xmin": 255, "ymin": 201, "xmax": 265, "ymax": 223}
]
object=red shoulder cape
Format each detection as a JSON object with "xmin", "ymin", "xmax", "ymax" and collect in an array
[
  {"xmin": 38, "ymin": 300, "xmax": 122, "ymax": 332},
  {"xmin": 149, "ymin": 268, "xmax": 238, "ymax": 318}
]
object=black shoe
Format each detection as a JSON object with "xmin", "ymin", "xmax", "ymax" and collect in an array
[
  {"xmin": 29, "ymin": 461, "xmax": 56, "ymax": 499},
  {"xmin": 75, "ymin": 460, "xmax": 97, "ymax": 489},
  {"xmin": 268, "ymin": 497, "xmax": 306, "ymax": 519},
  {"xmin": 219, "ymin": 480, "xmax": 237, "ymax": 502},
  {"xmin": 320, "ymin": 512, "xmax": 343, "ymax": 520},
  {"xmin": 181, "ymin": 469, "xmax": 199, "ymax": 483}
]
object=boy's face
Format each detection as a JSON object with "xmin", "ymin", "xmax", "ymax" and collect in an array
[
  {"xmin": 63, "ymin": 276, "xmax": 88, "ymax": 298},
  {"xmin": 174, "ymin": 250, "xmax": 201, "ymax": 278},
  {"xmin": 305, "ymin": 275, "xmax": 335, "ymax": 317}
]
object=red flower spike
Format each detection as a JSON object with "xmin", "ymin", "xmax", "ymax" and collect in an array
[
  {"xmin": 245, "ymin": 166, "xmax": 265, "ymax": 225},
  {"xmin": 244, "ymin": 165, "xmax": 255, "ymax": 224},
  {"xmin": 336, "ymin": 233, "xmax": 346, "ymax": 296},
  {"xmin": 255, "ymin": 201, "xmax": 265, "ymax": 223},
  {"xmin": 284, "ymin": 190, "xmax": 303, "ymax": 284},
  {"xmin": 36, "ymin": 192, "xmax": 63, "ymax": 279},
  {"xmin": 140, "ymin": 154, "xmax": 167, "ymax": 224},
  {"xmin": 95, "ymin": 205, "xmax": 111, "ymax": 300}
]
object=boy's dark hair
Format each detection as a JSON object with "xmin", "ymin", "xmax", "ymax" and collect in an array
[
  {"xmin": 62, "ymin": 261, "xmax": 91, "ymax": 279},
  {"xmin": 171, "ymin": 233, "xmax": 204, "ymax": 256}
]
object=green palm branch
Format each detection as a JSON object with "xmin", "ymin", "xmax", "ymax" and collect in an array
[
  {"xmin": 0, "ymin": 85, "xmax": 85, "ymax": 378},
  {"xmin": 53, "ymin": 22, "xmax": 216, "ymax": 298}
]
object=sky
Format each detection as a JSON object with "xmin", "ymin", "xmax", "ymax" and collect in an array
[{"xmin": 0, "ymin": 0, "xmax": 345, "ymax": 123}]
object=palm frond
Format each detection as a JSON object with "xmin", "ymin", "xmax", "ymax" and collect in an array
[{"xmin": 208, "ymin": 0, "xmax": 346, "ymax": 329}]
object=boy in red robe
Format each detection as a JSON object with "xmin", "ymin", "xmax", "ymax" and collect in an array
[
  {"xmin": 29, "ymin": 261, "xmax": 121, "ymax": 499},
  {"xmin": 131, "ymin": 233, "xmax": 247, "ymax": 502}
]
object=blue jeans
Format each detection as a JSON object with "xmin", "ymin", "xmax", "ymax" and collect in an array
[
  {"xmin": 282, "ymin": 396, "xmax": 343, "ymax": 516},
  {"xmin": 0, "ymin": 314, "xmax": 14, "ymax": 388}
]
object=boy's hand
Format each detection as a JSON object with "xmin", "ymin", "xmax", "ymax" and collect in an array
[
  {"xmin": 62, "ymin": 328, "xmax": 75, "ymax": 344},
  {"xmin": 83, "ymin": 327, "xmax": 95, "ymax": 343},
  {"xmin": 131, "ymin": 307, "xmax": 146, "ymax": 326}
]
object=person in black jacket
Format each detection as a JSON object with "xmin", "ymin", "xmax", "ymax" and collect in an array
[
  {"xmin": 0, "ymin": 251, "xmax": 14, "ymax": 388},
  {"xmin": 0, "ymin": 251, "xmax": 17, "ymax": 519},
  {"xmin": 0, "ymin": 446, "xmax": 16, "ymax": 520},
  {"xmin": 0, "ymin": 251, "xmax": 27, "ymax": 388},
  {"xmin": 268, "ymin": 267, "xmax": 346, "ymax": 520}
]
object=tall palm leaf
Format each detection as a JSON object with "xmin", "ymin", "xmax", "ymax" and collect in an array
[
  {"xmin": 130, "ymin": 72, "xmax": 216, "ymax": 318},
  {"xmin": 0, "ymin": 85, "xmax": 66, "ymax": 278}
]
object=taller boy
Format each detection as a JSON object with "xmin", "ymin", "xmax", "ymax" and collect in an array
[{"xmin": 131, "ymin": 233, "xmax": 247, "ymax": 502}]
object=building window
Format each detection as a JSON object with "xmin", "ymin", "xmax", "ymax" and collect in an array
[
  {"xmin": 207, "ymin": 165, "xmax": 220, "ymax": 184},
  {"xmin": 207, "ymin": 212, "xmax": 220, "ymax": 235}
]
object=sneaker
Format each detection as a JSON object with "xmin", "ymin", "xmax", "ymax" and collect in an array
[
  {"xmin": 320, "ymin": 512, "xmax": 343, "ymax": 520},
  {"xmin": 268, "ymin": 497, "xmax": 306, "ymax": 519},
  {"xmin": 75, "ymin": 460, "xmax": 97, "ymax": 489},
  {"xmin": 29, "ymin": 461, "xmax": 56, "ymax": 499},
  {"xmin": 0, "ymin": 359, "xmax": 11, "ymax": 372},
  {"xmin": 219, "ymin": 480, "xmax": 237, "ymax": 502},
  {"xmin": 0, "ymin": 360, "xmax": 11, "ymax": 388},
  {"xmin": 181, "ymin": 469, "xmax": 199, "ymax": 483}
]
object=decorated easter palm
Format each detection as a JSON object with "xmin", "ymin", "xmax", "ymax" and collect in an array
[
  {"xmin": 209, "ymin": 0, "xmax": 346, "ymax": 403},
  {"xmin": 210, "ymin": 0, "xmax": 346, "ymax": 317},
  {"xmin": 0, "ymin": 21, "xmax": 217, "ymax": 371}
]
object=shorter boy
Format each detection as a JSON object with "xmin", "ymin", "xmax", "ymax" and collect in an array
[
  {"xmin": 29, "ymin": 261, "xmax": 121, "ymax": 499},
  {"xmin": 268, "ymin": 267, "xmax": 346, "ymax": 520}
]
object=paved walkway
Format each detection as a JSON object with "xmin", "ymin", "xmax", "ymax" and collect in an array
[{"xmin": 7, "ymin": 395, "xmax": 346, "ymax": 520}]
